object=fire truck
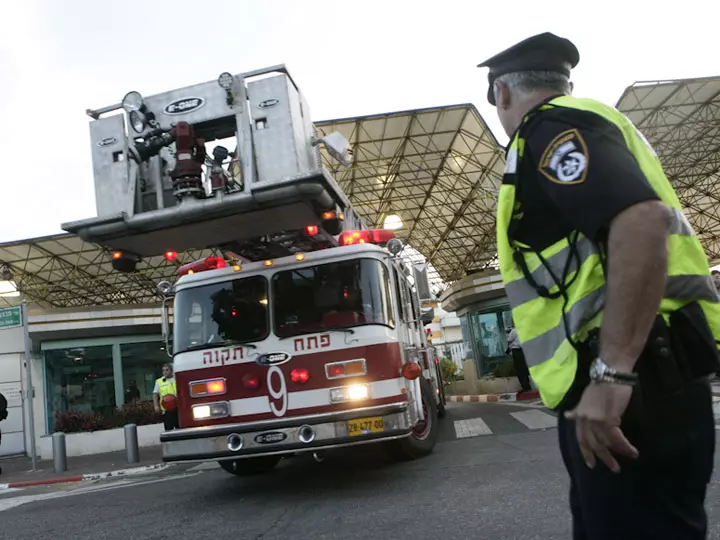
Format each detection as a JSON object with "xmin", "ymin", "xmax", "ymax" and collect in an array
[{"xmin": 63, "ymin": 65, "xmax": 447, "ymax": 475}]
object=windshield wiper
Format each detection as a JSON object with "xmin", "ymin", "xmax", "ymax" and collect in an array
[
  {"xmin": 181, "ymin": 340, "xmax": 258, "ymax": 353},
  {"xmin": 325, "ymin": 326, "xmax": 356, "ymax": 335}
]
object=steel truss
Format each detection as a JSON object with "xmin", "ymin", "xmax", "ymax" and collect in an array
[
  {"xmin": 617, "ymin": 76, "xmax": 720, "ymax": 264},
  {"xmin": 0, "ymin": 234, "xmax": 220, "ymax": 308},
  {"xmin": 316, "ymin": 104, "xmax": 505, "ymax": 289}
]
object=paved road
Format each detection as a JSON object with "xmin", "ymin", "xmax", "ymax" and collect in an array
[{"xmin": 1, "ymin": 401, "xmax": 719, "ymax": 540}]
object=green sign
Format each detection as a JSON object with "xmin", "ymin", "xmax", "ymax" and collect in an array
[{"xmin": 0, "ymin": 307, "xmax": 22, "ymax": 330}]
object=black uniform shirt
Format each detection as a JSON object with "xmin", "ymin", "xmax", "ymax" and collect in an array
[{"xmin": 511, "ymin": 103, "xmax": 661, "ymax": 251}]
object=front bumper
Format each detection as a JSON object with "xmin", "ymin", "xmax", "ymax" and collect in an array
[{"xmin": 161, "ymin": 402, "xmax": 412, "ymax": 463}]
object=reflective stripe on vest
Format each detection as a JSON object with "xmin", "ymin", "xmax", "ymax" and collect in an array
[
  {"xmin": 157, "ymin": 378, "xmax": 177, "ymax": 412},
  {"xmin": 497, "ymin": 95, "xmax": 720, "ymax": 409}
]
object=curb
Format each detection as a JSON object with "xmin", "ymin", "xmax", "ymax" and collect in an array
[
  {"xmin": 0, "ymin": 463, "xmax": 170, "ymax": 490},
  {"xmin": 449, "ymin": 390, "xmax": 540, "ymax": 404}
]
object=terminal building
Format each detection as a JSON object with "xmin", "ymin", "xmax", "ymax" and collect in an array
[{"xmin": 1, "ymin": 74, "xmax": 718, "ymax": 459}]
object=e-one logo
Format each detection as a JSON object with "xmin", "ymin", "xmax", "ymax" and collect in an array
[
  {"xmin": 97, "ymin": 137, "xmax": 118, "ymax": 148},
  {"xmin": 254, "ymin": 432, "xmax": 287, "ymax": 445},
  {"xmin": 258, "ymin": 98, "xmax": 279, "ymax": 109},
  {"xmin": 255, "ymin": 352, "xmax": 292, "ymax": 366},
  {"xmin": 163, "ymin": 97, "xmax": 205, "ymax": 115}
]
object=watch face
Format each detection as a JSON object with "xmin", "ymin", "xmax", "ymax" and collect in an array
[{"xmin": 589, "ymin": 360, "xmax": 603, "ymax": 380}]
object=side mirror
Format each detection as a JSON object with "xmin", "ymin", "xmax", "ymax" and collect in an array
[{"xmin": 160, "ymin": 295, "xmax": 173, "ymax": 358}]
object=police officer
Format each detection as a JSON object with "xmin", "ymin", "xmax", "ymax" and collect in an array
[
  {"xmin": 477, "ymin": 32, "xmax": 720, "ymax": 539},
  {"xmin": 153, "ymin": 363, "xmax": 179, "ymax": 430}
]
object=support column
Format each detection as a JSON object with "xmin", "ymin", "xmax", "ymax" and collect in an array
[{"xmin": 113, "ymin": 343, "xmax": 124, "ymax": 407}]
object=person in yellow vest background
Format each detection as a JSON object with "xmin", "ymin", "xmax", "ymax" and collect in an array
[
  {"xmin": 478, "ymin": 32, "xmax": 720, "ymax": 540},
  {"xmin": 153, "ymin": 363, "xmax": 179, "ymax": 431}
]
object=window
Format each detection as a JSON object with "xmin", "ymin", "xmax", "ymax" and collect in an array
[
  {"xmin": 120, "ymin": 342, "xmax": 168, "ymax": 405},
  {"xmin": 467, "ymin": 307, "xmax": 513, "ymax": 376},
  {"xmin": 44, "ymin": 345, "xmax": 115, "ymax": 431},
  {"xmin": 272, "ymin": 258, "xmax": 394, "ymax": 338},
  {"xmin": 393, "ymin": 268, "xmax": 408, "ymax": 321},
  {"xmin": 173, "ymin": 276, "xmax": 269, "ymax": 353}
]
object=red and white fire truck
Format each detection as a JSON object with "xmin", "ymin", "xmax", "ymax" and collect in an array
[{"xmin": 63, "ymin": 65, "xmax": 446, "ymax": 475}]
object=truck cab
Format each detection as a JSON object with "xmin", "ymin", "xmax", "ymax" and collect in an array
[{"xmin": 159, "ymin": 232, "xmax": 444, "ymax": 474}]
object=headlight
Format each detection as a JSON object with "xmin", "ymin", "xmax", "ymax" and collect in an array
[
  {"xmin": 129, "ymin": 110, "xmax": 147, "ymax": 133},
  {"xmin": 330, "ymin": 384, "xmax": 370, "ymax": 403},
  {"xmin": 192, "ymin": 401, "xmax": 230, "ymax": 420},
  {"xmin": 122, "ymin": 91, "xmax": 144, "ymax": 112}
]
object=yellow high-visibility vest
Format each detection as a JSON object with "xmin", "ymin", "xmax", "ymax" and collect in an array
[
  {"xmin": 497, "ymin": 95, "xmax": 720, "ymax": 409},
  {"xmin": 156, "ymin": 377, "xmax": 177, "ymax": 412}
]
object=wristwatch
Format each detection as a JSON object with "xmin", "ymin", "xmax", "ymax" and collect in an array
[{"xmin": 589, "ymin": 358, "xmax": 639, "ymax": 386}]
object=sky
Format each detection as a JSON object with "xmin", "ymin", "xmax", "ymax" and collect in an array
[{"xmin": 1, "ymin": 0, "xmax": 718, "ymax": 244}]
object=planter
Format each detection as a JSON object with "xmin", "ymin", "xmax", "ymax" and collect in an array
[
  {"xmin": 476, "ymin": 376, "xmax": 521, "ymax": 395},
  {"xmin": 448, "ymin": 380, "xmax": 474, "ymax": 396},
  {"xmin": 39, "ymin": 423, "xmax": 164, "ymax": 460}
]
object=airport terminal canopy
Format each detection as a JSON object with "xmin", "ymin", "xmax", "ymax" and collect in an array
[
  {"xmin": 1, "ymin": 75, "xmax": 719, "ymax": 308},
  {"xmin": 316, "ymin": 104, "xmax": 506, "ymax": 286},
  {"xmin": 616, "ymin": 75, "xmax": 720, "ymax": 265},
  {"xmin": 0, "ymin": 234, "xmax": 220, "ymax": 308}
]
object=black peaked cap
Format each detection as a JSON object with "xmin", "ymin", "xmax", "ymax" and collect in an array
[{"xmin": 477, "ymin": 32, "xmax": 579, "ymax": 105}]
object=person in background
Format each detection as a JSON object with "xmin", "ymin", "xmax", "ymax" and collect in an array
[
  {"xmin": 153, "ymin": 364, "xmax": 179, "ymax": 431},
  {"xmin": 124, "ymin": 380, "xmax": 141, "ymax": 404},
  {"xmin": 507, "ymin": 323, "xmax": 532, "ymax": 393}
]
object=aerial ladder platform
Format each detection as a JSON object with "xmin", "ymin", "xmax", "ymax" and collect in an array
[{"xmin": 62, "ymin": 66, "xmax": 363, "ymax": 269}]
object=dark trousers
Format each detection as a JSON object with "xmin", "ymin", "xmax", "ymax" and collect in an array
[
  {"xmin": 558, "ymin": 376, "xmax": 715, "ymax": 540},
  {"xmin": 163, "ymin": 410, "xmax": 180, "ymax": 431},
  {"xmin": 511, "ymin": 348, "xmax": 532, "ymax": 392}
]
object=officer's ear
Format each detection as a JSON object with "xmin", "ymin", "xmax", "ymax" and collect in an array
[
  {"xmin": 569, "ymin": 81, "xmax": 575, "ymax": 95},
  {"xmin": 494, "ymin": 81, "xmax": 511, "ymax": 110}
]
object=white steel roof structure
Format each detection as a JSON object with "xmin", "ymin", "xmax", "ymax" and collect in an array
[
  {"xmin": 1, "ymin": 75, "xmax": 718, "ymax": 308},
  {"xmin": 616, "ymin": 76, "xmax": 720, "ymax": 265},
  {"xmin": 315, "ymin": 104, "xmax": 505, "ymax": 287},
  {"xmin": 0, "ymin": 234, "xmax": 220, "ymax": 308}
]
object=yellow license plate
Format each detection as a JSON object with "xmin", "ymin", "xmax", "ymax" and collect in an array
[{"xmin": 348, "ymin": 416, "xmax": 385, "ymax": 437}]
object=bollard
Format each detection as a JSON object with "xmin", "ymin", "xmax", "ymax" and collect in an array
[
  {"xmin": 52, "ymin": 432, "xmax": 67, "ymax": 473},
  {"xmin": 124, "ymin": 424, "xmax": 140, "ymax": 464}
]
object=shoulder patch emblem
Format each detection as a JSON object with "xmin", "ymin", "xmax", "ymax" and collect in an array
[{"xmin": 537, "ymin": 129, "xmax": 589, "ymax": 184}]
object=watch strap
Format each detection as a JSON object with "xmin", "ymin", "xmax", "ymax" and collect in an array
[{"xmin": 591, "ymin": 358, "xmax": 639, "ymax": 386}]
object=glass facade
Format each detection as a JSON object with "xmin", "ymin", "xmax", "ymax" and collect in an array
[
  {"xmin": 43, "ymin": 336, "xmax": 166, "ymax": 434},
  {"xmin": 44, "ymin": 345, "xmax": 116, "ymax": 431},
  {"xmin": 120, "ymin": 342, "xmax": 169, "ymax": 405}
]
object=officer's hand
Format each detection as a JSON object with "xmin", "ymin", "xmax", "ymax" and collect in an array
[
  {"xmin": 154, "ymin": 405, "xmax": 161, "ymax": 414},
  {"xmin": 564, "ymin": 383, "xmax": 639, "ymax": 473}
]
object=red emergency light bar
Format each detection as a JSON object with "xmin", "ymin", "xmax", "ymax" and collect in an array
[
  {"xmin": 177, "ymin": 256, "xmax": 227, "ymax": 276},
  {"xmin": 339, "ymin": 229, "xmax": 396, "ymax": 246}
]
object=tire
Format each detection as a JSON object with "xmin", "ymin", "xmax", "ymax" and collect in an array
[
  {"xmin": 218, "ymin": 456, "xmax": 281, "ymax": 476},
  {"xmin": 435, "ymin": 366, "xmax": 447, "ymax": 419},
  {"xmin": 388, "ymin": 379, "xmax": 438, "ymax": 460}
]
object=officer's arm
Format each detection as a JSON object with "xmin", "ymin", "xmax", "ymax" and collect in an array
[
  {"xmin": 153, "ymin": 382, "xmax": 160, "ymax": 411},
  {"xmin": 601, "ymin": 201, "xmax": 670, "ymax": 371},
  {"xmin": 526, "ymin": 119, "xmax": 669, "ymax": 372}
]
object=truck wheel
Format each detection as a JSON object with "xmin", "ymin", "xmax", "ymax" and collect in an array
[
  {"xmin": 435, "ymin": 366, "xmax": 447, "ymax": 419},
  {"xmin": 218, "ymin": 456, "xmax": 281, "ymax": 476},
  {"xmin": 437, "ymin": 387, "xmax": 447, "ymax": 418},
  {"xmin": 388, "ymin": 379, "xmax": 438, "ymax": 461}
]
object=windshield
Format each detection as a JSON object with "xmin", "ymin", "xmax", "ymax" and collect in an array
[
  {"xmin": 174, "ymin": 275, "xmax": 269, "ymax": 353},
  {"xmin": 272, "ymin": 257, "xmax": 395, "ymax": 338}
]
